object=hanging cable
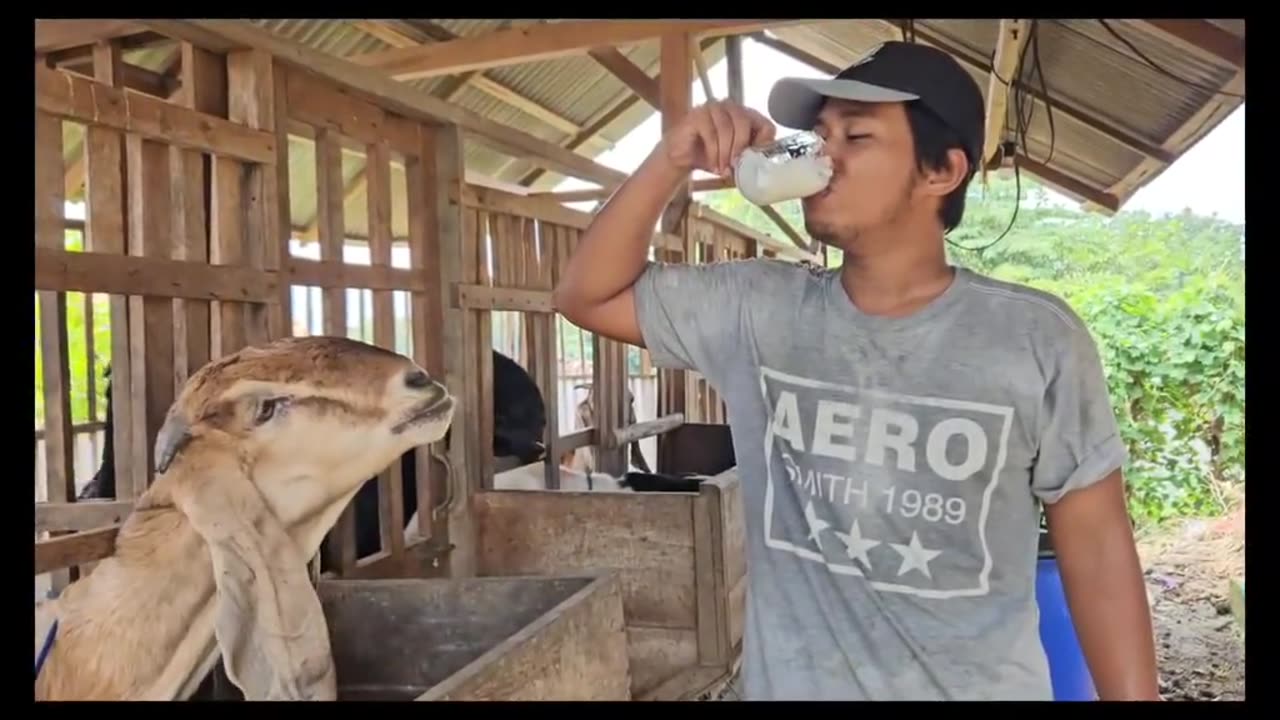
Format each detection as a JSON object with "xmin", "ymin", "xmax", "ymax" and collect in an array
[
  {"xmin": 946, "ymin": 20, "xmax": 1048, "ymax": 252},
  {"xmin": 1096, "ymin": 19, "xmax": 1244, "ymax": 98}
]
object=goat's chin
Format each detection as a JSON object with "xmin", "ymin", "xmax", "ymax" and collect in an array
[{"xmin": 394, "ymin": 413, "xmax": 454, "ymax": 454}]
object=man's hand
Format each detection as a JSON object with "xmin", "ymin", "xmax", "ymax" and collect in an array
[
  {"xmin": 658, "ymin": 100, "xmax": 778, "ymax": 177},
  {"xmin": 1044, "ymin": 469, "xmax": 1162, "ymax": 700}
]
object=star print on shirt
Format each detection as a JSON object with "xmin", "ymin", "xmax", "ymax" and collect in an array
[
  {"xmin": 834, "ymin": 519, "xmax": 880, "ymax": 569},
  {"xmin": 803, "ymin": 500, "xmax": 830, "ymax": 550},
  {"xmin": 890, "ymin": 530, "xmax": 942, "ymax": 579}
]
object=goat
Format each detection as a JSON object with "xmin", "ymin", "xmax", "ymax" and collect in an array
[
  {"xmin": 82, "ymin": 349, "xmax": 547, "ymax": 568},
  {"xmin": 35, "ymin": 336, "xmax": 456, "ymax": 701}
]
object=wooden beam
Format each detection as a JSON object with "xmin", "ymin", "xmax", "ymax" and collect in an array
[
  {"xmin": 516, "ymin": 35, "xmax": 720, "ymax": 189},
  {"xmin": 748, "ymin": 31, "xmax": 840, "ymax": 73},
  {"xmin": 135, "ymin": 20, "xmax": 628, "ymax": 189},
  {"xmin": 60, "ymin": 58, "xmax": 179, "ymax": 98},
  {"xmin": 36, "ymin": 526, "xmax": 120, "ymax": 575},
  {"xmin": 351, "ymin": 20, "xmax": 812, "ymax": 80},
  {"xmin": 36, "ymin": 64, "xmax": 276, "ymax": 164},
  {"xmin": 35, "ymin": 247, "xmax": 280, "ymax": 302},
  {"xmin": 586, "ymin": 47, "xmax": 661, "ymax": 108},
  {"xmin": 1136, "ymin": 19, "xmax": 1244, "ymax": 69},
  {"xmin": 35, "ymin": 20, "xmax": 146, "ymax": 53},
  {"xmin": 1013, "ymin": 154, "xmax": 1119, "ymax": 212},
  {"xmin": 659, "ymin": 33, "xmax": 694, "ymax": 235},
  {"xmin": 354, "ymin": 20, "xmax": 585, "ymax": 135},
  {"xmin": 760, "ymin": 205, "xmax": 813, "ymax": 253},
  {"xmin": 36, "ymin": 501, "xmax": 133, "ymax": 534},
  {"xmin": 62, "ymin": 46, "xmax": 184, "ymax": 201},
  {"xmin": 535, "ymin": 176, "xmax": 733, "ymax": 202},
  {"xmin": 983, "ymin": 20, "xmax": 1030, "ymax": 166}
]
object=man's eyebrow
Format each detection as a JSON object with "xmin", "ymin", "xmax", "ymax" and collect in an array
[{"xmin": 815, "ymin": 102, "xmax": 877, "ymax": 125}]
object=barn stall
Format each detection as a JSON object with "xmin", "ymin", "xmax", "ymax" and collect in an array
[{"xmin": 33, "ymin": 19, "xmax": 1244, "ymax": 700}]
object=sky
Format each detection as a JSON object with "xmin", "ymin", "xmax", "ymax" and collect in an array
[{"xmin": 552, "ymin": 35, "xmax": 1246, "ymax": 227}]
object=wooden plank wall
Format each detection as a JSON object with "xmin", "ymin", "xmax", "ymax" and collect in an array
[
  {"xmin": 472, "ymin": 467, "xmax": 746, "ymax": 700},
  {"xmin": 34, "ymin": 44, "xmax": 283, "ymax": 586},
  {"xmin": 33, "ymin": 37, "xmax": 768, "ymax": 591},
  {"xmin": 33, "ymin": 49, "xmax": 460, "ymax": 584}
]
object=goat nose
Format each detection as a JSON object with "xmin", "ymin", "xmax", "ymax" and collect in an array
[{"xmin": 405, "ymin": 369, "xmax": 432, "ymax": 389}]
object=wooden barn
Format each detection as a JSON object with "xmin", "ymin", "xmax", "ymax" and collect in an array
[{"xmin": 34, "ymin": 19, "xmax": 1244, "ymax": 700}]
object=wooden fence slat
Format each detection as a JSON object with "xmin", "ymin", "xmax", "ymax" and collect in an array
[
  {"xmin": 35, "ymin": 526, "xmax": 119, "ymax": 575},
  {"xmin": 314, "ymin": 126, "xmax": 356, "ymax": 572},
  {"xmin": 36, "ymin": 65, "xmax": 276, "ymax": 164},
  {"xmin": 456, "ymin": 284, "xmax": 556, "ymax": 314},
  {"xmin": 36, "ymin": 108, "xmax": 76, "ymax": 592},
  {"xmin": 405, "ymin": 129, "xmax": 444, "ymax": 542},
  {"xmin": 86, "ymin": 44, "xmax": 134, "ymax": 500},
  {"xmin": 228, "ymin": 48, "xmax": 279, "ymax": 346},
  {"xmin": 285, "ymin": 258, "xmax": 429, "ymax": 293},
  {"xmin": 367, "ymin": 138, "xmax": 403, "ymax": 557},
  {"xmin": 125, "ymin": 134, "xmax": 175, "ymax": 496},
  {"xmin": 210, "ymin": 155, "xmax": 249, "ymax": 356},
  {"xmin": 35, "ymin": 247, "xmax": 278, "ymax": 302},
  {"xmin": 36, "ymin": 501, "xmax": 132, "ymax": 534}
]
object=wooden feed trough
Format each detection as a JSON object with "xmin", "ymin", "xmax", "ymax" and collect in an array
[{"xmin": 202, "ymin": 573, "xmax": 632, "ymax": 701}]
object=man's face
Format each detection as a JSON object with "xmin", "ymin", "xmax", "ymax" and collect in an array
[{"xmin": 800, "ymin": 98, "xmax": 921, "ymax": 251}]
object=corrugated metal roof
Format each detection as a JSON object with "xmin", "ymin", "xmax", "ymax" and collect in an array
[
  {"xmin": 769, "ymin": 19, "xmax": 1244, "ymax": 209},
  {"xmin": 54, "ymin": 20, "xmax": 1243, "ymax": 217}
]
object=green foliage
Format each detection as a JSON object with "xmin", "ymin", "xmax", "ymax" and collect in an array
[{"xmin": 703, "ymin": 173, "xmax": 1245, "ymax": 526}]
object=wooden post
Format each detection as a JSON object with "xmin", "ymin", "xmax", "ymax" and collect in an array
[
  {"xmin": 426, "ymin": 122, "xmax": 474, "ymax": 578},
  {"xmin": 657, "ymin": 32, "xmax": 693, "ymax": 423}
]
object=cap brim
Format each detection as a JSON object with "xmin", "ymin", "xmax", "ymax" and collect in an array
[{"xmin": 768, "ymin": 77, "xmax": 920, "ymax": 129}]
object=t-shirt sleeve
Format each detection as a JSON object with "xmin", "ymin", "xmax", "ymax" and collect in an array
[
  {"xmin": 632, "ymin": 259, "xmax": 749, "ymax": 386},
  {"xmin": 1031, "ymin": 319, "xmax": 1129, "ymax": 504}
]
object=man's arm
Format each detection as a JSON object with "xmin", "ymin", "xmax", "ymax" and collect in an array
[
  {"xmin": 1044, "ymin": 469, "xmax": 1160, "ymax": 700},
  {"xmin": 551, "ymin": 152, "xmax": 685, "ymax": 347},
  {"xmin": 552, "ymin": 101, "xmax": 776, "ymax": 348},
  {"xmin": 1031, "ymin": 316, "xmax": 1160, "ymax": 700}
]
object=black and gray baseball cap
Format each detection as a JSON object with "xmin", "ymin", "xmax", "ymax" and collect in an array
[{"xmin": 768, "ymin": 41, "xmax": 986, "ymax": 168}]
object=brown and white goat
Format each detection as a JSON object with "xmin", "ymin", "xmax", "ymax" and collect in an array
[{"xmin": 34, "ymin": 336, "xmax": 455, "ymax": 701}]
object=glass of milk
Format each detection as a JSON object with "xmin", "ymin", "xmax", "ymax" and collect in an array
[{"xmin": 732, "ymin": 131, "xmax": 833, "ymax": 207}]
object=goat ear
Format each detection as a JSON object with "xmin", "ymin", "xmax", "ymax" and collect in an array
[
  {"xmin": 170, "ymin": 453, "xmax": 337, "ymax": 700},
  {"xmin": 154, "ymin": 408, "xmax": 192, "ymax": 475}
]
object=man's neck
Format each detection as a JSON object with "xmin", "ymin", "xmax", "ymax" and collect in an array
[{"xmin": 837, "ymin": 226, "xmax": 954, "ymax": 318}]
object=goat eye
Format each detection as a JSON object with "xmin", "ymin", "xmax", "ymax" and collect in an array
[{"xmin": 255, "ymin": 397, "xmax": 286, "ymax": 425}]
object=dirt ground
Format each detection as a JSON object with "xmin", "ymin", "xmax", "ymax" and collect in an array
[{"xmin": 1137, "ymin": 502, "xmax": 1245, "ymax": 701}]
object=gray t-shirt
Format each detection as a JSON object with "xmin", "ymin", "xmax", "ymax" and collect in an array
[{"xmin": 633, "ymin": 258, "xmax": 1127, "ymax": 701}]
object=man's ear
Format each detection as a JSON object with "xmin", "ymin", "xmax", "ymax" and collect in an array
[
  {"xmin": 170, "ymin": 450, "xmax": 337, "ymax": 700},
  {"xmin": 921, "ymin": 148, "xmax": 971, "ymax": 199}
]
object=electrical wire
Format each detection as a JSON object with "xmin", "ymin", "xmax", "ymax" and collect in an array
[
  {"xmin": 947, "ymin": 20, "xmax": 1062, "ymax": 252},
  {"xmin": 1095, "ymin": 19, "xmax": 1244, "ymax": 99}
]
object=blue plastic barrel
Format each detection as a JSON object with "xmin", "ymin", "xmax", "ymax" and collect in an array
[{"xmin": 1036, "ymin": 553, "xmax": 1097, "ymax": 701}]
